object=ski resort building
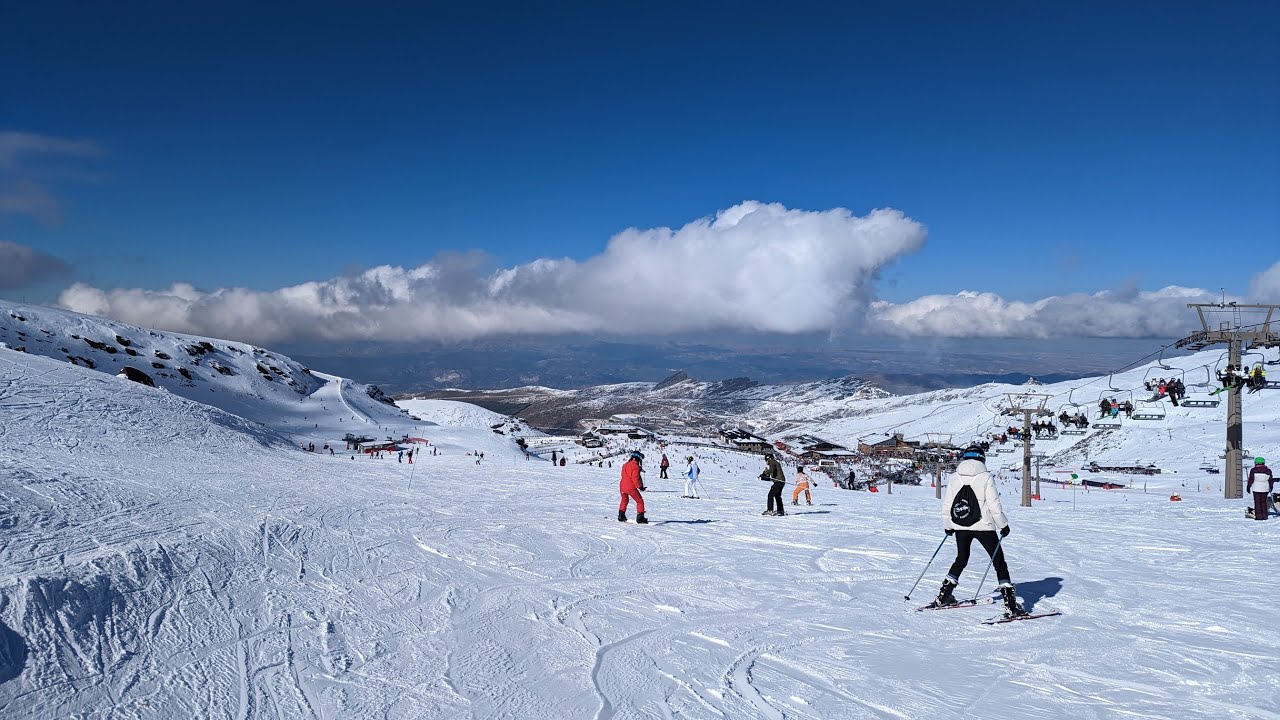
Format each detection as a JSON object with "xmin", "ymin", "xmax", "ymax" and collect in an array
[
  {"xmin": 718, "ymin": 427, "xmax": 772, "ymax": 454},
  {"xmin": 857, "ymin": 433, "xmax": 919, "ymax": 458}
]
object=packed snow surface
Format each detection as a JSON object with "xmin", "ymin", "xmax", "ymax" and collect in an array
[{"xmin": 1, "ymin": 301, "xmax": 1279, "ymax": 719}]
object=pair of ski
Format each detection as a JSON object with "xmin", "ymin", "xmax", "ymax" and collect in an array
[{"xmin": 916, "ymin": 596, "xmax": 1061, "ymax": 624}]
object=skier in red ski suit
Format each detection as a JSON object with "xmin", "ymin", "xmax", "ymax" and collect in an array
[{"xmin": 618, "ymin": 451, "xmax": 648, "ymax": 523}]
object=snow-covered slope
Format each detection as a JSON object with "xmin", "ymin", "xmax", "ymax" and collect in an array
[{"xmin": 3, "ymin": 315, "xmax": 1280, "ymax": 718}]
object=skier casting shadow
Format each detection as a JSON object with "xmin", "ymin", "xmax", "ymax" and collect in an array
[
  {"xmin": 618, "ymin": 450, "xmax": 648, "ymax": 523},
  {"xmin": 759, "ymin": 452, "xmax": 787, "ymax": 516},
  {"xmin": 1012, "ymin": 577, "xmax": 1063, "ymax": 611},
  {"xmin": 930, "ymin": 445, "xmax": 1028, "ymax": 617}
]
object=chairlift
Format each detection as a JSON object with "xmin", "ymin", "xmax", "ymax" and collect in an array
[
  {"xmin": 1130, "ymin": 400, "xmax": 1166, "ymax": 421},
  {"xmin": 1181, "ymin": 366, "xmax": 1221, "ymax": 407},
  {"xmin": 1155, "ymin": 347, "xmax": 1177, "ymax": 371},
  {"xmin": 1093, "ymin": 388, "xmax": 1130, "ymax": 429},
  {"xmin": 1056, "ymin": 387, "xmax": 1090, "ymax": 435}
]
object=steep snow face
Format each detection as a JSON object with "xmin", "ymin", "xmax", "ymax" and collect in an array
[
  {"xmin": 3, "ymin": 344, "xmax": 1280, "ymax": 718},
  {"xmin": 397, "ymin": 398, "xmax": 516, "ymax": 430}
]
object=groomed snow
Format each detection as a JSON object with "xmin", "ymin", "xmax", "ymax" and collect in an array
[{"xmin": 3, "ymin": 334, "xmax": 1279, "ymax": 718}]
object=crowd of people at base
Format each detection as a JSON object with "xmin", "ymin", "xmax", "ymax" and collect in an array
[
  {"xmin": 1056, "ymin": 411, "xmax": 1090, "ymax": 429},
  {"xmin": 1216, "ymin": 363, "xmax": 1269, "ymax": 394},
  {"xmin": 1098, "ymin": 397, "xmax": 1135, "ymax": 419},
  {"xmin": 1144, "ymin": 377, "xmax": 1186, "ymax": 406}
]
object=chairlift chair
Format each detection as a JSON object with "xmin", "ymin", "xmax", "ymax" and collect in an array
[
  {"xmin": 1130, "ymin": 400, "xmax": 1166, "ymax": 421},
  {"xmin": 1055, "ymin": 387, "xmax": 1090, "ymax": 435}
]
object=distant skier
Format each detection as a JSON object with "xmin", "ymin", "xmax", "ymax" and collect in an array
[
  {"xmin": 1247, "ymin": 457, "xmax": 1273, "ymax": 520},
  {"xmin": 551, "ymin": 449, "xmax": 558, "ymax": 465},
  {"xmin": 659, "ymin": 453, "xmax": 670, "ymax": 479},
  {"xmin": 759, "ymin": 452, "xmax": 787, "ymax": 516},
  {"xmin": 792, "ymin": 465, "xmax": 813, "ymax": 506},
  {"xmin": 931, "ymin": 445, "xmax": 1027, "ymax": 617},
  {"xmin": 682, "ymin": 455, "xmax": 704, "ymax": 498},
  {"xmin": 560, "ymin": 457, "xmax": 566, "ymax": 467},
  {"xmin": 398, "ymin": 451, "xmax": 403, "ymax": 463},
  {"xmin": 618, "ymin": 450, "xmax": 648, "ymax": 523}
]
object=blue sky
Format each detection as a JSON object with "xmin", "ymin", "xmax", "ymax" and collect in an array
[{"xmin": 3, "ymin": 1, "xmax": 1278, "ymax": 342}]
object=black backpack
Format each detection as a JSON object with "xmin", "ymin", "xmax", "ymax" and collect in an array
[{"xmin": 950, "ymin": 484, "xmax": 982, "ymax": 527}]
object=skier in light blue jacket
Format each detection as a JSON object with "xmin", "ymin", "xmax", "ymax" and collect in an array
[{"xmin": 682, "ymin": 456, "xmax": 705, "ymax": 499}]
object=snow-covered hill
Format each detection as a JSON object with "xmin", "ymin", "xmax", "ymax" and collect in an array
[{"xmin": 2, "ymin": 302, "xmax": 1279, "ymax": 718}]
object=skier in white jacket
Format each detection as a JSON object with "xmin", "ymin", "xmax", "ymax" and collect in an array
[
  {"xmin": 682, "ymin": 456, "xmax": 705, "ymax": 499},
  {"xmin": 931, "ymin": 445, "xmax": 1027, "ymax": 617}
]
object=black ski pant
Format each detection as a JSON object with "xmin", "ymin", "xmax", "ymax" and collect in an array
[
  {"xmin": 1254, "ymin": 492, "xmax": 1270, "ymax": 521},
  {"xmin": 947, "ymin": 530, "xmax": 1010, "ymax": 585},
  {"xmin": 660, "ymin": 467, "xmax": 669, "ymax": 479},
  {"xmin": 766, "ymin": 481, "xmax": 785, "ymax": 513}
]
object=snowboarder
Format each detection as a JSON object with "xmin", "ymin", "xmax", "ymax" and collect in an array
[
  {"xmin": 792, "ymin": 465, "xmax": 813, "ymax": 506},
  {"xmin": 618, "ymin": 450, "xmax": 648, "ymax": 523},
  {"xmin": 682, "ymin": 455, "xmax": 704, "ymax": 498},
  {"xmin": 759, "ymin": 452, "xmax": 787, "ymax": 516},
  {"xmin": 659, "ymin": 453, "xmax": 670, "ymax": 479},
  {"xmin": 559, "ymin": 457, "xmax": 566, "ymax": 467},
  {"xmin": 1247, "ymin": 457, "xmax": 1273, "ymax": 520},
  {"xmin": 931, "ymin": 445, "xmax": 1027, "ymax": 617}
]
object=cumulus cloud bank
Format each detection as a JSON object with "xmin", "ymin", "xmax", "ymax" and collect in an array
[
  {"xmin": 1248, "ymin": 260, "xmax": 1280, "ymax": 302},
  {"xmin": 57, "ymin": 202, "xmax": 928, "ymax": 343},
  {"xmin": 0, "ymin": 240, "xmax": 72, "ymax": 290},
  {"xmin": 866, "ymin": 286, "xmax": 1233, "ymax": 339}
]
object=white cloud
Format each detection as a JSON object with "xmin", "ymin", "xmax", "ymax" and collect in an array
[
  {"xmin": 56, "ymin": 202, "xmax": 928, "ymax": 343},
  {"xmin": 865, "ymin": 285, "xmax": 1226, "ymax": 338},
  {"xmin": 1248, "ymin": 260, "xmax": 1280, "ymax": 302}
]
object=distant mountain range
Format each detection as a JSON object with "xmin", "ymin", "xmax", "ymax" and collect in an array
[
  {"xmin": 280, "ymin": 334, "xmax": 1161, "ymax": 396},
  {"xmin": 399, "ymin": 370, "xmax": 892, "ymax": 436}
]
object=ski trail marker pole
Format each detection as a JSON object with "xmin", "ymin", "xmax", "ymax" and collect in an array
[{"xmin": 904, "ymin": 534, "xmax": 949, "ymax": 601}]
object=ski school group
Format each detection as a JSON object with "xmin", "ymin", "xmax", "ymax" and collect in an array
[{"xmin": 612, "ymin": 445, "xmax": 1276, "ymax": 623}]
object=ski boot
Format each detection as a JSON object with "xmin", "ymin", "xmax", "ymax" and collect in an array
[
  {"xmin": 1000, "ymin": 583, "xmax": 1028, "ymax": 618},
  {"xmin": 806, "ymin": 501, "xmax": 813, "ymax": 506},
  {"xmin": 762, "ymin": 509, "xmax": 775, "ymax": 515},
  {"xmin": 636, "ymin": 512, "xmax": 649, "ymax": 524},
  {"xmin": 792, "ymin": 500, "xmax": 798, "ymax": 505},
  {"xmin": 618, "ymin": 511, "xmax": 628, "ymax": 522},
  {"xmin": 929, "ymin": 578, "xmax": 958, "ymax": 608},
  {"xmin": 775, "ymin": 508, "xmax": 786, "ymax": 517}
]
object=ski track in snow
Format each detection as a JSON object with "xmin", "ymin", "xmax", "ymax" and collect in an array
[{"xmin": 2, "ymin": 309, "xmax": 1280, "ymax": 718}]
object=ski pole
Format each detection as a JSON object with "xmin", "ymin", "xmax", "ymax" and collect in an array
[{"xmin": 904, "ymin": 534, "xmax": 950, "ymax": 601}]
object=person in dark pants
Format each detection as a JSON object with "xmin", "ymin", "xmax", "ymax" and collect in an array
[
  {"xmin": 1247, "ymin": 457, "xmax": 1273, "ymax": 520},
  {"xmin": 931, "ymin": 445, "xmax": 1026, "ymax": 617},
  {"xmin": 759, "ymin": 452, "xmax": 787, "ymax": 516},
  {"xmin": 659, "ymin": 453, "xmax": 670, "ymax": 479}
]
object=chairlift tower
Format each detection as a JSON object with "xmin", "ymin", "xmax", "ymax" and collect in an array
[
  {"xmin": 922, "ymin": 432, "xmax": 953, "ymax": 499},
  {"xmin": 1176, "ymin": 303, "xmax": 1280, "ymax": 499},
  {"xmin": 1002, "ymin": 393, "xmax": 1052, "ymax": 507}
]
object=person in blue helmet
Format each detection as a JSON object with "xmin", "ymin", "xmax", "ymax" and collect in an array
[{"xmin": 930, "ymin": 444, "xmax": 1027, "ymax": 617}]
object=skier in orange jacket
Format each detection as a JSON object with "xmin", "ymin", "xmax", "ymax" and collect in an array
[{"xmin": 618, "ymin": 451, "xmax": 648, "ymax": 523}]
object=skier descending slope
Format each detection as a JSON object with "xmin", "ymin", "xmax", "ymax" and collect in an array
[
  {"xmin": 931, "ymin": 445, "xmax": 1028, "ymax": 617},
  {"xmin": 618, "ymin": 451, "xmax": 648, "ymax": 524},
  {"xmin": 682, "ymin": 455, "xmax": 704, "ymax": 498},
  {"xmin": 759, "ymin": 452, "xmax": 787, "ymax": 516}
]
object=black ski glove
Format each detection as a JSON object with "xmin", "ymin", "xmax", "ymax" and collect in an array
[
  {"xmin": 945, "ymin": 529, "xmax": 954, "ymax": 536},
  {"xmin": 1000, "ymin": 525, "xmax": 1010, "ymax": 537}
]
